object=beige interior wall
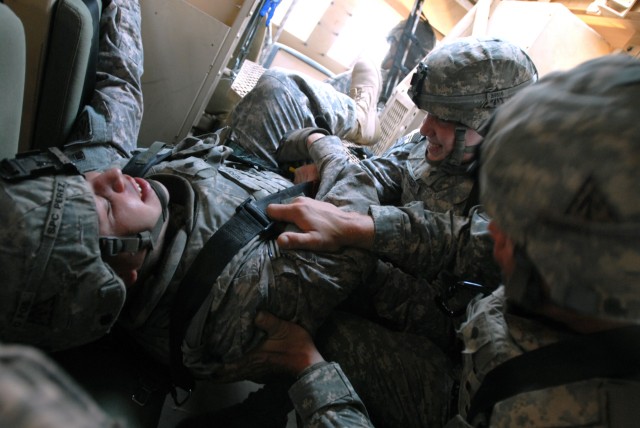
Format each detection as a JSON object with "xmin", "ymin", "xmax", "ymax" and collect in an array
[
  {"xmin": 485, "ymin": 1, "xmax": 612, "ymax": 76},
  {"xmin": 185, "ymin": 0, "xmax": 243, "ymax": 26},
  {"xmin": 139, "ymin": 0, "xmax": 230, "ymax": 146},
  {"xmin": 423, "ymin": 0, "xmax": 472, "ymax": 37},
  {"xmin": 274, "ymin": 0, "xmax": 357, "ymax": 75},
  {"xmin": 268, "ymin": 50, "xmax": 335, "ymax": 81},
  {"xmin": 140, "ymin": 0, "xmax": 262, "ymax": 145}
]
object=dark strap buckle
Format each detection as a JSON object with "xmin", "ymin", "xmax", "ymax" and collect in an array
[
  {"xmin": 0, "ymin": 147, "xmax": 79, "ymax": 181},
  {"xmin": 436, "ymin": 274, "xmax": 493, "ymax": 318},
  {"xmin": 236, "ymin": 197, "xmax": 275, "ymax": 235}
]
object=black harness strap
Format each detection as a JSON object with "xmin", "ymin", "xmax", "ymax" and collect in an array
[
  {"xmin": 466, "ymin": 325, "xmax": 640, "ymax": 426},
  {"xmin": 122, "ymin": 142, "xmax": 173, "ymax": 177},
  {"xmin": 169, "ymin": 181, "xmax": 315, "ymax": 392},
  {"xmin": 0, "ymin": 147, "xmax": 80, "ymax": 181}
]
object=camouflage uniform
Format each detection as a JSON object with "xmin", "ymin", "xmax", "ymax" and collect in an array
[
  {"xmin": 280, "ymin": 37, "xmax": 536, "ymax": 428},
  {"xmin": 225, "ymin": 68, "xmax": 360, "ymax": 170},
  {"xmin": 286, "ymin": 53, "xmax": 640, "ymax": 428},
  {"xmin": 116, "ymin": 136, "xmax": 378, "ymax": 382},
  {"xmin": 302, "ymin": 37, "xmax": 538, "ymax": 342},
  {"xmin": 308, "ymin": 37, "xmax": 538, "ymax": 286},
  {"xmin": 65, "ymin": 0, "xmax": 143, "ymax": 162},
  {"xmin": 0, "ymin": 343, "xmax": 120, "ymax": 427}
]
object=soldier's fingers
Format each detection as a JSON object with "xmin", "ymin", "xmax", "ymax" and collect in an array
[
  {"xmin": 277, "ymin": 231, "xmax": 326, "ymax": 251},
  {"xmin": 266, "ymin": 198, "xmax": 307, "ymax": 222},
  {"xmin": 254, "ymin": 310, "xmax": 285, "ymax": 338}
]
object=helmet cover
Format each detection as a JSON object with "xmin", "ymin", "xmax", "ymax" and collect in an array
[
  {"xmin": 409, "ymin": 36, "xmax": 538, "ymax": 130},
  {"xmin": 0, "ymin": 173, "xmax": 126, "ymax": 350},
  {"xmin": 481, "ymin": 54, "xmax": 640, "ymax": 323}
]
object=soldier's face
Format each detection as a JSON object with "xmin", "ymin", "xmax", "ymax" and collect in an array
[
  {"xmin": 85, "ymin": 168, "xmax": 167, "ymax": 238},
  {"xmin": 419, "ymin": 114, "xmax": 482, "ymax": 163}
]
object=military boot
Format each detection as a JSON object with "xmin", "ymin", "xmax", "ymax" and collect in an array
[{"xmin": 345, "ymin": 57, "xmax": 382, "ymax": 146}]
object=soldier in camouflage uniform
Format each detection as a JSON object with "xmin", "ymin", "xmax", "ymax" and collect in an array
[
  {"xmin": 0, "ymin": 126, "xmax": 379, "ymax": 384},
  {"xmin": 268, "ymin": 37, "xmax": 538, "ymax": 343},
  {"xmin": 234, "ymin": 37, "xmax": 536, "ymax": 428},
  {"xmin": 239, "ymin": 53, "xmax": 640, "ymax": 428},
  {"xmin": 0, "ymin": 342, "xmax": 121, "ymax": 427}
]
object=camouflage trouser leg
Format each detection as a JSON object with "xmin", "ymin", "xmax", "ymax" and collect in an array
[
  {"xmin": 315, "ymin": 311, "xmax": 456, "ymax": 428},
  {"xmin": 226, "ymin": 69, "xmax": 359, "ymax": 169},
  {"xmin": 66, "ymin": 0, "xmax": 144, "ymax": 155},
  {"xmin": 342, "ymin": 259, "xmax": 458, "ymax": 352}
]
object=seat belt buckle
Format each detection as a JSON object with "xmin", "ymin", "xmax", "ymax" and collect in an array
[{"xmin": 236, "ymin": 197, "xmax": 277, "ymax": 237}]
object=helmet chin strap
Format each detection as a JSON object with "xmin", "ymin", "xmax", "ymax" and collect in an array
[
  {"xmin": 505, "ymin": 246, "xmax": 545, "ymax": 312},
  {"xmin": 98, "ymin": 179, "xmax": 169, "ymax": 263},
  {"xmin": 438, "ymin": 125, "xmax": 479, "ymax": 175}
]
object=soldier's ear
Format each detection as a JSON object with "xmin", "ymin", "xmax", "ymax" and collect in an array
[
  {"xmin": 117, "ymin": 269, "xmax": 138, "ymax": 288},
  {"xmin": 488, "ymin": 221, "xmax": 515, "ymax": 279}
]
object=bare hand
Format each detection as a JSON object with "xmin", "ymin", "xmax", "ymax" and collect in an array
[
  {"xmin": 292, "ymin": 164, "xmax": 319, "ymax": 184},
  {"xmin": 266, "ymin": 197, "xmax": 375, "ymax": 252},
  {"xmin": 222, "ymin": 311, "xmax": 324, "ymax": 383}
]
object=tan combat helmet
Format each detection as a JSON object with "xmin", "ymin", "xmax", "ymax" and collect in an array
[
  {"xmin": 481, "ymin": 54, "xmax": 640, "ymax": 323},
  {"xmin": 409, "ymin": 36, "xmax": 538, "ymax": 172}
]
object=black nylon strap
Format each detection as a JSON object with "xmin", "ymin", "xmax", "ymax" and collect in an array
[
  {"xmin": 169, "ymin": 181, "xmax": 315, "ymax": 391},
  {"xmin": 467, "ymin": 325, "xmax": 640, "ymax": 425},
  {"xmin": 122, "ymin": 142, "xmax": 172, "ymax": 177},
  {"xmin": 0, "ymin": 148, "xmax": 79, "ymax": 181}
]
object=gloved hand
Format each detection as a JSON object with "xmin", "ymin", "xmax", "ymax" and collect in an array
[{"xmin": 275, "ymin": 127, "xmax": 330, "ymax": 164}]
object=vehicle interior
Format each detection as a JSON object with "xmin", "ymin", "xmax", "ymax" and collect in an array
[{"xmin": 2, "ymin": 0, "xmax": 640, "ymax": 426}]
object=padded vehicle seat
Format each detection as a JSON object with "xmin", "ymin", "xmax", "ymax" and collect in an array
[
  {"xmin": 0, "ymin": 2, "xmax": 26, "ymax": 159},
  {"xmin": 31, "ymin": 0, "xmax": 101, "ymax": 150}
]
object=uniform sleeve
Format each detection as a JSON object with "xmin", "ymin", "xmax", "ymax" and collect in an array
[
  {"xmin": 0, "ymin": 344, "xmax": 119, "ymax": 428},
  {"xmin": 66, "ymin": 0, "xmax": 144, "ymax": 154},
  {"xmin": 370, "ymin": 202, "xmax": 467, "ymax": 279},
  {"xmin": 289, "ymin": 362, "xmax": 374, "ymax": 428},
  {"xmin": 310, "ymin": 131, "xmax": 420, "ymax": 212},
  {"xmin": 358, "ymin": 130, "xmax": 421, "ymax": 205},
  {"xmin": 310, "ymin": 135, "xmax": 381, "ymax": 214}
]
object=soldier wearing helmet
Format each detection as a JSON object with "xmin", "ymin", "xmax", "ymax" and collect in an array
[
  {"xmin": 0, "ymin": 133, "xmax": 379, "ymax": 383},
  {"xmin": 248, "ymin": 36, "xmax": 538, "ymax": 427},
  {"xmin": 229, "ymin": 53, "xmax": 640, "ymax": 428},
  {"xmin": 267, "ymin": 36, "xmax": 538, "ymax": 331}
]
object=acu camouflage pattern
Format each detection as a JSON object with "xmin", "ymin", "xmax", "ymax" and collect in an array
[
  {"xmin": 481, "ymin": 54, "xmax": 640, "ymax": 323},
  {"xmin": 412, "ymin": 36, "xmax": 538, "ymax": 130},
  {"xmin": 0, "ymin": 173, "xmax": 126, "ymax": 352},
  {"xmin": 66, "ymin": 0, "xmax": 143, "ymax": 155},
  {"xmin": 447, "ymin": 287, "xmax": 640, "ymax": 427},
  {"xmin": 312, "ymin": 312, "xmax": 456, "ymax": 428},
  {"xmin": 307, "ymin": 128, "xmax": 500, "ymax": 292},
  {"xmin": 225, "ymin": 68, "xmax": 360, "ymax": 169},
  {"xmin": 0, "ymin": 343, "xmax": 121, "ymax": 427},
  {"xmin": 116, "ymin": 137, "xmax": 377, "ymax": 382},
  {"xmin": 0, "ymin": 0, "xmax": 141, "ymax": 366},
  {"xmin": 288, "ymin": 361, "xmax": 372, "ymax": 428}
]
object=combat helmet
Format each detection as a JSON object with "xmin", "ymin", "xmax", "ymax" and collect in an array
[
  {"xmin": 409, "ymin": 36, "xmax": 538, "ymax": 171},
  {"xmin": 481, "ymin": 54, "xmax": 640, "ymax": 323},
  {"xmin": 0, "ymin": 148, "xmax": 168, "ymax": 351}
]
